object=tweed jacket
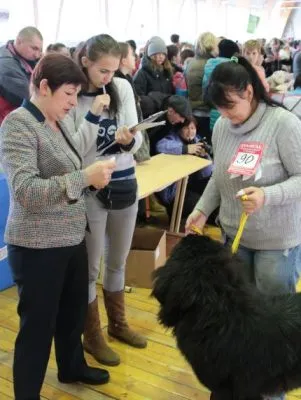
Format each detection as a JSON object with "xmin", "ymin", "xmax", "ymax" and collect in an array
[{"xmin": 0, "ymin": 100, "xmax": 97, "ymax": 249}]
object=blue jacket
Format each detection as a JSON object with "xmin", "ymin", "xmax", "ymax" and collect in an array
[
  {"xmin": 203, "ymin": 57, "xmax": 229, "ymax": 130},
  {"xmin": 155, "ymin": 131, "xmax": 213, "ymax": 204}
]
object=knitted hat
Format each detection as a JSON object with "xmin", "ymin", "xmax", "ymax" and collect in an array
[
  {"xmin": 218, "ymin": 39, "xmax": 240, "ymax": 58},
  {"xmin": 147, "ymin": 36, "xmax": 167, "ymax": 57},
  {"xmin": 168, "ymin": 95, "xmax": 192, "ymax": 118}
]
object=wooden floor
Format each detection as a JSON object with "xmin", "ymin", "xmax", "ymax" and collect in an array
[{"xmin": 1, "ymin": 226, "xmax": 301, "ymax": 399}]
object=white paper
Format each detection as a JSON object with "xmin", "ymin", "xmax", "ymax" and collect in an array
[
  {"xmin": 0, "ymin": 246, "xmax": 7, "ymax": 262},
  {"xmin": 131, "ymin": 121, "xmax": 166, "ymax": 131}
]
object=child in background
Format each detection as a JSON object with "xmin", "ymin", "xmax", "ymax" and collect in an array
[
  {"xmin": 155, "ymin": 116, "xmax": 213, "ymax": 219},
  {"xmin": 243, "ymin": 40, "xmax": 269, "ymax": 92}
]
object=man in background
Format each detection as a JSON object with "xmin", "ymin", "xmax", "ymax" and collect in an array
[{"xmin": 0, "ymin": 26, "xmax": 43, "ymax": 123}]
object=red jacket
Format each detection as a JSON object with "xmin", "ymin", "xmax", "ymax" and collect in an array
[{"xmin": 0, "ymin": 96, "xmax": 16, "ymax": 124}]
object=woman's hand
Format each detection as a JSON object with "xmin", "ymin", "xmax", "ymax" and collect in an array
[
  {"xmin": 237, "ymin": 187, "xmax": 265, "ymax": 215},
  {"xmin": 90, "ymin": 94, "xmax": 111, "ymax": 116},
  {"xmin": 115, "ymin": 126, "xmax": 135, "ymax": 146},
  {"xmin": 185, "ymin": 209, "xmax": 207, "ymax": 235},
  {"xmin": 84, "ymin": 158, "xmax": 116, "ymax": 189},
  {"xmin": 187, "ymin": 143, "xmax": 206, "ymax": 157}
]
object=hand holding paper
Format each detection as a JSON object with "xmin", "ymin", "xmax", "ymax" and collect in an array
[{"xmin": 115, "ymin": 126, "xmax": 135, "ymax": 146}]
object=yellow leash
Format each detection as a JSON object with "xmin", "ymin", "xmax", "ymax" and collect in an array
[
  {"xmin": 191, "ymin": 194, "xmax": 249, "ymax": 255},
  {"xmin": 231, "ymin": 194, "xmax": 249, "ymax": 254}
]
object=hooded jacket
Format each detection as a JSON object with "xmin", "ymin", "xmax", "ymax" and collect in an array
[
  {"xmin": 133, "ymin": 55, "xmax": 173, "ymax": 96},
  {"xmin": 0, "ymin": 41, "xmax": 34, "ymax": 123}
]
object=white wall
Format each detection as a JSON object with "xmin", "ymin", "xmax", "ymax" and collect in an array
[{"xmin": 0, "ymin": 0, "xmax": 291, "ymax": 49}]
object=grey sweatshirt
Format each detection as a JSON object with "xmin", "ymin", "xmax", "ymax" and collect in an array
[{"xmin": 196, "ymin": 102, "xmax": 301, "ymax": 250}]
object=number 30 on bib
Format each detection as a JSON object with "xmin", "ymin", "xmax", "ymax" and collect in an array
[{"xmin": 227, "ymin": 142, "xmax": 264, "ymax": 177}]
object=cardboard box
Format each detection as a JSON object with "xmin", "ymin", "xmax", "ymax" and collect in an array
[{"xmin": 125, "ymin": 228, "xmax": 166, "ymax": 289}]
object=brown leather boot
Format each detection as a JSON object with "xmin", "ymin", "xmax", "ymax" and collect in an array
[
  {"xmin": 83, "ymin": 297, "xmax": 120, "ymax": 366},
  {"xmin": 103, "ymin": 289, "xmax": 147, "ymax": 348}
]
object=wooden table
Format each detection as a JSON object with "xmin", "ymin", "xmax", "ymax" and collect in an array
[{"xmin": 136, "ymin": 154, "xmax": 212, "ymax": 233}]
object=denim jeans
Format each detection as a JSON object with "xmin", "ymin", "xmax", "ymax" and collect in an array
[{"xmin": 227, "ymin": 238, "xmax": 301, "ymax": 400}]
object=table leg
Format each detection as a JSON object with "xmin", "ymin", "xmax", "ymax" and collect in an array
[
  {"xmin": 169, "ymin": 179, "xmax": 183, "ymax": 232},
  {"xmin": 174, "ymin": 176, "xmax": 188, "ymax": 233}
]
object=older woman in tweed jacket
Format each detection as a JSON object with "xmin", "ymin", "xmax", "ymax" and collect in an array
[{"xmin": 0, "ymin": 53, "xmax": 116, "ymax": 400}]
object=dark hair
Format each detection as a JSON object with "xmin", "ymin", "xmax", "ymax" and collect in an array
[
  {"xmin": 31, "ymin": 53, "xmax": 87, "ymax": 92},
  {"xmin": 171, "ymin": 34, "xmax": 180, "ymax": 44},
  {"xmin": 206, "ymin": 56, "xmax": 277, "ymax": 109},
  {"xmin": 77, "ymin": 34, "xmax": 121, "ymax": 115},
  {"xmin": 180, "ymin": 49, "xmax": 195, "ymax": 64},
  {"xmin": 126, "ymin": 40, "xmax": 136, "ymax": 52},
  {"xmin": 46, "ymin": 42, "xmax": 67, "ymax": 53},
  {"xmin": 218, "ymin": 39, "xmax": 240, "ymax": 58},
  {"xmin": 181, "ymin": 115, "xmax": 198, "ymax": 128},
  {"xmin": 167, "ymin": 44, "xmax": 179, "ymax": 62},
  {"xmin": 118, "ymin": 42, "xmax": 130, "ymax": 59},
  {"xmin": 294, "ymin": 74, "xmax": 301, "ymax": 89}
]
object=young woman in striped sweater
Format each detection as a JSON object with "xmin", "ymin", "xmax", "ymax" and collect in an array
[{"xmin": 64, "ymin": 34, "xmax": 145, "ymax": 367}]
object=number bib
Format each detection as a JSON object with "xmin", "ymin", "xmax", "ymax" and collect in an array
[{"xmin": 227, "ymin": 142, "xmax": 264, "ymax": 177}]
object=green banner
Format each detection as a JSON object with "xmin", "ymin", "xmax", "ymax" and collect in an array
[{"xmin": 247, "ymin": 14, "xmax": 260, "ymax": 34}]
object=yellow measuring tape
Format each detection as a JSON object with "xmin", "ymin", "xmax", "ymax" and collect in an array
[{"xmin": 191, "ymin": 194, "xmax": 249, "ymax": 255}]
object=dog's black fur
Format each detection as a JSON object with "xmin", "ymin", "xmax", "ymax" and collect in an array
[{"xmin": 152, "ymin": 235, "xmax": 301, "ymax": 400}]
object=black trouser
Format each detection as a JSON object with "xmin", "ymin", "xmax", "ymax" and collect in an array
[{"xmin": 8, "ymin": 241, "xmax": 89, "ymax": 400}]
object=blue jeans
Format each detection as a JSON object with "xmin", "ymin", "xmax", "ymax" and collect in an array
[{"xmin": 227, "ymin": 239, "xmax": 301, "ymax": 400}]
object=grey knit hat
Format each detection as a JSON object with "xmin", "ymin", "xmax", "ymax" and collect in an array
[{"xmin": 147, "ymin": 36, "xmax": 167, "ymax": 57}]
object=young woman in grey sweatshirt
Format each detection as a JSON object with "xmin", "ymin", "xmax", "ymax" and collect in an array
[{"xmin": 64, "ymin": 34, "xmax": 145, "ymax": 368}]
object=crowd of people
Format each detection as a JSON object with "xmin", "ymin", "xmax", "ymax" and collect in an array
[{"xmin": 0, "ymin": 25, "xmax": 301, "ymax": 400}]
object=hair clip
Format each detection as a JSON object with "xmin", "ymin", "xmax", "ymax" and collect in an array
[{"xmin": 230, "ymin": 56, "xmax": 239, "ymax": 63}]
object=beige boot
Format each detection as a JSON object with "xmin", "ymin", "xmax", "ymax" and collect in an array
[
  {"xmin": 103, "ymin": 289, "xmax": 147, "ymax": 349},
  {"xmin": 83, "ymin": 297, "xmax": 120, "ymax": 366}
]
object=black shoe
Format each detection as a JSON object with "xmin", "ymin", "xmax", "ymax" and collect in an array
[{"xmin": 58, "ymin": 365, "xmax": 110, "ymax": 385}]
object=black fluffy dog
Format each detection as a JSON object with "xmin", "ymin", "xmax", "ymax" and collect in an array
[{"xmin": 152, "ymin": 234, "xmax": 301, "ymax": 400}]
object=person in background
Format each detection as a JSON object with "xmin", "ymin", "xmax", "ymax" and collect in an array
[
  {"xmin": 116, "ymin": 41, "xmax": 150, "ymax": 162},
  {"xmin": 170, "ymin": 33, "xmax": 180, "ymax": 48},
  {"xmin": 133, "ymin": 36, "xmax": 174, "ymax": 116},
  {"xmin": 202, "ymin": 39, "xmax": 240, "ymax": 134},
  {"xmin": 264, "ymin": 38, "xmax": 287, "ymax": 77},
  {"xmin": 156, "ymin": 116, "xmax": 213, "ymax": 219},
  {"xmin": 148, "ymin": 95, "xmax": 192, "ymax": 155},
  {"xmin": 186, "ymin": 57, "xmax": 301, "ymax": 400},
  {"xmin": 181, "ymin": 48, "xmax": 195, "ymax": 71},
  {"xmin": 242, "ymin": 40, "xmax": 269, "ymax": 92},
  {"xmin": 185, "ymin": 32, "xmax": 218, "ymax": 139},
  {"xmin": 0, "ymin": 26, "xmax": 43, "ymax": 123},
  {"xmin": 46, "ymin": 42, "xmax": 70, "ymax": 57},
  {"xmin": 0, "ymin": 53, "xmax": 117, "ymax": 400},
  {"xmin": 293, "ymin": 49, "xmax": 301, "ymax": 79},
  {"xmin": 116, "ymin": 42, "xmax": 151, "ymax": 224},
  {"xmin": 167, "ymin": 44, "xmax": 183, "ymax": 73},
  {"xmin": 126, "ymin": 39, "xmax": 140, "ymax": 74},
  {"xmin": 64, "ymin": 34, "xmax": 145, "ymax": 368}
]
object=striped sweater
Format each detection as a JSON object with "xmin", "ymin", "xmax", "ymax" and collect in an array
[{"xmin": 64, "ymin": 77, "xmax": 142, "ymax": 181}]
